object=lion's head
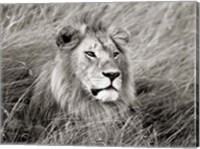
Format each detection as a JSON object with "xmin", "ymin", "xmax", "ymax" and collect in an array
[
  {"xmin": 31, "ymin": 15, "xmax": 136, "ymax": 122},
  {"xmin": 55, "ymin": 18, "xmax": 134, "ymax": 101}
]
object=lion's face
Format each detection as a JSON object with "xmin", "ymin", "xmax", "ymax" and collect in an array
[
  {"xmin": 56, "ymin": 24, "xmax": 130, "ymax": 102},
  {"xmin": 73, "ymin": 36, "xmax": 123, "ymax": 102}
]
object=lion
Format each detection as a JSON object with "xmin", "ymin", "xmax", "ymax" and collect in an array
[{"xmin": 28, "ymin": 14, "xmax": 136, "ymax": 125}]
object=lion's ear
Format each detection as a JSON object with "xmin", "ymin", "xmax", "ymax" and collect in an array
[
  {"xmin": 56, "ymin": 25, "xmax": 82, "ymax": 50},
  {"xmin": 109, "ymin": 27, "xmax": 130, "ymax": 45}
]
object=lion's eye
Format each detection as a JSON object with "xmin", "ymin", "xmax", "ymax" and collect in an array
[
  {"xmin": 85, "ymin": 51, "xmax": 96, "ymax": 58},
  {"xmin": 113, "ymin": 52, "xmax": 120, "ymax": 58}
]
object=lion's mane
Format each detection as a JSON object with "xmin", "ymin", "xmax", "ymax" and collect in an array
[{"xmin": 28, "ymin": 13, "xmax": 136, "ymax": 125}]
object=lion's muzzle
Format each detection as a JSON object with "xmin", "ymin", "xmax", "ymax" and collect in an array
[
  {"xmin": 90, "ymin": 70, "xmax": 122, "ymax": 102},
  {"xmin": 102, "ymin": 71, "xmax": 120, "ymax": 82}
]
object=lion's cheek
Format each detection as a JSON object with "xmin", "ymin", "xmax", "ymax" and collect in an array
[
  {"xmin": 75, "ymin": 66, "xmax": 93, "ymax": 90},
  {"xmin": 96, "ymin": 90, "xmax": 119, "ymax": 102},
  {"xmin": 90, "ymin": 78, "xmax": 110, "ymax": 89},
  {"xmin": 112, "ymin": 78, "xmax": 122, "ymax": 91}
]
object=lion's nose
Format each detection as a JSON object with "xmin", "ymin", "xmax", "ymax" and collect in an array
[{"xmin": 102, "ymin": 71, "xmax": 120, "ymax": 81}]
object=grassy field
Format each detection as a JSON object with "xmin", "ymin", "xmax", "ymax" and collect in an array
[{"xmin": 1, "ymin": 2, "xmax": 197, "ymax": 146}]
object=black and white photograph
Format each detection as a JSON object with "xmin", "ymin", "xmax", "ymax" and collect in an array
[{"xmin": 0, "ymin": 1, "xmax": 198, "ymax": 147}]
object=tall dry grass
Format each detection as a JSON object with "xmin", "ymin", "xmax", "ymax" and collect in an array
[{"xmin": 1, "ymin": 2, "xmax": 197, "ymax": 146}]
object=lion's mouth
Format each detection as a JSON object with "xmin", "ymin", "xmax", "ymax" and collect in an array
[{"xmin": 91, "ymin": 85, "xmax": 117, "ymax": 96}]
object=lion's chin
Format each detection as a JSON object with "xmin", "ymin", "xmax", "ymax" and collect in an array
[{"xmin": 95, "ymin": 89, "xmax": 119, "ymax": 102}]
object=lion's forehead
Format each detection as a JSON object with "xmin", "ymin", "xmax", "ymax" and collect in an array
[{"xmin": 85, "ymin": 34, "xmax": 116, "ymax": 52}]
